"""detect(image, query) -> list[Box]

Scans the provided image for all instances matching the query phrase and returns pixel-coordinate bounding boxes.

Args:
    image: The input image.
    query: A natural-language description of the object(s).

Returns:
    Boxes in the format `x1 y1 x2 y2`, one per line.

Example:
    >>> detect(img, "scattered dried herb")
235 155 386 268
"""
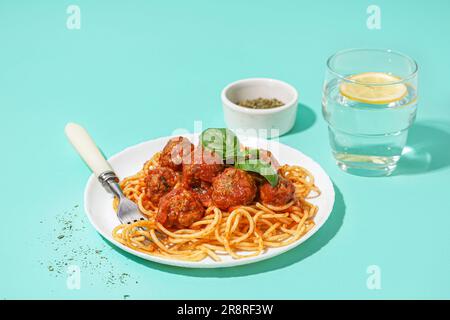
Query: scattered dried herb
39 204 138 290
237 97 284 109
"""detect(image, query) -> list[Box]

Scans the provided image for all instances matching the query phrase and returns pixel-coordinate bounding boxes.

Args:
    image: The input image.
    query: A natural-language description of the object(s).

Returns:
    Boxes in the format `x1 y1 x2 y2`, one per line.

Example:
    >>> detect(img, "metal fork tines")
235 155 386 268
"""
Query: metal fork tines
98 171 146 225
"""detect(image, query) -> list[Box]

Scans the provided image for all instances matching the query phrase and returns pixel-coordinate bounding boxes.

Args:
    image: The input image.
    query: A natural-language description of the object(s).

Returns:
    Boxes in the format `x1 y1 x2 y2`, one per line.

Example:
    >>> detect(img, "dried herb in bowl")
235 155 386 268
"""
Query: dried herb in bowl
237 97 284 109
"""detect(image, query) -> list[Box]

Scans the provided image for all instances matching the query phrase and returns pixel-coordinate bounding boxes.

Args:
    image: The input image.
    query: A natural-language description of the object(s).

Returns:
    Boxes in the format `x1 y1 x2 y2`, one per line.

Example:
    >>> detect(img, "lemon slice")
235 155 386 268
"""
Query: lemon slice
339 72 407 104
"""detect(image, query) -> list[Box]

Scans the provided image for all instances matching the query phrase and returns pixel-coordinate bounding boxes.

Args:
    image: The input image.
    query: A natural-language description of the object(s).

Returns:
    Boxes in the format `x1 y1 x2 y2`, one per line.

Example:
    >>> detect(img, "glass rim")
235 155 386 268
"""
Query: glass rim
326 48 419 86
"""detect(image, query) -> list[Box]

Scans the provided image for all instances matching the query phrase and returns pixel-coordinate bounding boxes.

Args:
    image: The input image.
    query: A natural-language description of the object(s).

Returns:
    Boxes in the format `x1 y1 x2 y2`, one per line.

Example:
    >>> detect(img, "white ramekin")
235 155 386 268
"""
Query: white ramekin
221 78 299 138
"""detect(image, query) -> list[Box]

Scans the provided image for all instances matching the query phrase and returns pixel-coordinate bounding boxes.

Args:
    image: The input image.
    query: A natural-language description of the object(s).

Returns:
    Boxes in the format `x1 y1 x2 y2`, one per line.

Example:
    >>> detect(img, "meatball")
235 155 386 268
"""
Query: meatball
159 136 194 171
145 167 179 205
259 176 295 206
157 187 205 228
211 168 257 210
182 148 224 186
191 181 213 207
258 149 280 169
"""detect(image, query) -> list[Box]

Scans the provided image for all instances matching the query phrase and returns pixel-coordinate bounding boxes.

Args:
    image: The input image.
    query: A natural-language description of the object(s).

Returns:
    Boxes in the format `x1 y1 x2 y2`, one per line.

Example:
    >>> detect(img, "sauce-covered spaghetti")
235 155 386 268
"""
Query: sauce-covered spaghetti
112 135 320 262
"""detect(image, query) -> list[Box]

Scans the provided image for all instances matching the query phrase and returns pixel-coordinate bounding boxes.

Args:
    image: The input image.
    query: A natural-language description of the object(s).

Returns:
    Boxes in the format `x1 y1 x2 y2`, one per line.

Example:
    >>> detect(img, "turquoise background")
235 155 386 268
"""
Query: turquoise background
1 0 449 299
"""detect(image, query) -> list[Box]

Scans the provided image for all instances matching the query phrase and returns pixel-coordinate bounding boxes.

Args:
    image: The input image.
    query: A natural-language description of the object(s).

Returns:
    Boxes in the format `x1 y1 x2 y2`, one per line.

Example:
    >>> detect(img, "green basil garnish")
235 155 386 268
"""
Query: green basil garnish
235 160 279 187
200 128 239 162
200 128 279 186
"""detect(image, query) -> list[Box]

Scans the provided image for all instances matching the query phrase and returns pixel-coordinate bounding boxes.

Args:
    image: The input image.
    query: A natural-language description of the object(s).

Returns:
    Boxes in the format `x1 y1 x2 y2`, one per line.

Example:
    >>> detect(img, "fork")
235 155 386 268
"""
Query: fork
65 123 146 225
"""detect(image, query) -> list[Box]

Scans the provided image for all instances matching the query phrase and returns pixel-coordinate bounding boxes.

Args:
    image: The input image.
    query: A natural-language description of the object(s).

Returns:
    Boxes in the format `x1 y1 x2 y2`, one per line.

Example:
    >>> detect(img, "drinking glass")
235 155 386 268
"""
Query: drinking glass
322 48 418 176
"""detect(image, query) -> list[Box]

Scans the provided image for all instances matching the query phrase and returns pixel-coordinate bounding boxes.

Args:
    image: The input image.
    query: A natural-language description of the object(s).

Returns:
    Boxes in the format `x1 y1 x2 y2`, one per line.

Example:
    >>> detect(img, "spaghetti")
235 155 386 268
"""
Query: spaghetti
112 152 320 262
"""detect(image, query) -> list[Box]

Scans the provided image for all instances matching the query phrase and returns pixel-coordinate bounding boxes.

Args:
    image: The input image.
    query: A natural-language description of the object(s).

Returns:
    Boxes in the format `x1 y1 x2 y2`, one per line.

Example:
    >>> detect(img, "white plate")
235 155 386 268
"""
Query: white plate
84 134 335 268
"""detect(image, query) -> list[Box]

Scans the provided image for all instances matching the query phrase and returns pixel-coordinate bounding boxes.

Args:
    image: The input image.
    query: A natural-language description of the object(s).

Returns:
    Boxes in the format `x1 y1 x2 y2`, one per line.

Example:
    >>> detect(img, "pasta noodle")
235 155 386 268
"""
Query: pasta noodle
112 152 320 261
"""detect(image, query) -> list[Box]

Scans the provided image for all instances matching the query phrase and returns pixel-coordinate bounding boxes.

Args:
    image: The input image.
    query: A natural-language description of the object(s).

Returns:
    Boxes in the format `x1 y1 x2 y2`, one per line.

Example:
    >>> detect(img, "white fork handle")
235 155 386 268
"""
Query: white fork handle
65 122 113 177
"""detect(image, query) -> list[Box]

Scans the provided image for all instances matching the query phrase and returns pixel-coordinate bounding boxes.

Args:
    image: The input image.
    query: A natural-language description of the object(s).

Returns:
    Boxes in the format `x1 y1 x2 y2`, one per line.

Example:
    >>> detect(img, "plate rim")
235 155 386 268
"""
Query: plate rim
83 134 335 268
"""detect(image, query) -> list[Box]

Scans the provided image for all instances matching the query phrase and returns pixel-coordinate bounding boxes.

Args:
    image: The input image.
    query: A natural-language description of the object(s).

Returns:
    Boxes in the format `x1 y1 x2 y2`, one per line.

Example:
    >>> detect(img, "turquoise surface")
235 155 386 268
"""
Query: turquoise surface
1 0 449 299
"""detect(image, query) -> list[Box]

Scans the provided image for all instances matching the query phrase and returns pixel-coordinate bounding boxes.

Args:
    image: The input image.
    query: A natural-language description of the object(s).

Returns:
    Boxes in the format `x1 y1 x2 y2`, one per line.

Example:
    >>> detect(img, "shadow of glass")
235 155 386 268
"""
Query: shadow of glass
104 182 345 278
395 120 450 175
286 103 317 135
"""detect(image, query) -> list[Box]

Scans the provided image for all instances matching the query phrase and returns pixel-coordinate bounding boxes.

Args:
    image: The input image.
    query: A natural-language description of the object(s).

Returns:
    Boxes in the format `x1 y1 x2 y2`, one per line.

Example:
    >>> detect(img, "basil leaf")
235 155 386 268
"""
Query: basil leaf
200 128 278 186
234 147 256 166
200 128 239 161
235 160 279 187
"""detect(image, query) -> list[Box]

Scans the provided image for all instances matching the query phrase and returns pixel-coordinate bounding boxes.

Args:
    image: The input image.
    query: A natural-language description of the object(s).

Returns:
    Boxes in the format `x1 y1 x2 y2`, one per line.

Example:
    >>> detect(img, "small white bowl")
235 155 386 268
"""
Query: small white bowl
221 78 299 138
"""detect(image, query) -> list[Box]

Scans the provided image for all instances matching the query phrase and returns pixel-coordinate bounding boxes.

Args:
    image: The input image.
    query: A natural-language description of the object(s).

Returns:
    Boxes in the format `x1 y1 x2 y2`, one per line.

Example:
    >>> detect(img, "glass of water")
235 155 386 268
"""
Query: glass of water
322 48 418 176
